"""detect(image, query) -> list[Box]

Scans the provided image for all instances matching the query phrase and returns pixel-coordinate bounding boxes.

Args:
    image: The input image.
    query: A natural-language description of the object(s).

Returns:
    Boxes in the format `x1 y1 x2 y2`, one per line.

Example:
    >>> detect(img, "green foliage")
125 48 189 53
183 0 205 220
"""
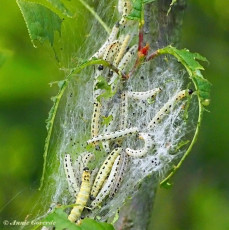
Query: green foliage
102 115 113 126
95 76 116 102
46 0 73 17
127 0 156 21
17 0 62 47
159 46 211 105
40 208 114 230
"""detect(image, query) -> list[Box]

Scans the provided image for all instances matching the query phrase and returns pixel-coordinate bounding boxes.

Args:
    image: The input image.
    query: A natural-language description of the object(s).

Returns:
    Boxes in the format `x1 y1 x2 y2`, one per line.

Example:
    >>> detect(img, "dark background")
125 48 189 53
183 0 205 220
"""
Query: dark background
0 0 229 229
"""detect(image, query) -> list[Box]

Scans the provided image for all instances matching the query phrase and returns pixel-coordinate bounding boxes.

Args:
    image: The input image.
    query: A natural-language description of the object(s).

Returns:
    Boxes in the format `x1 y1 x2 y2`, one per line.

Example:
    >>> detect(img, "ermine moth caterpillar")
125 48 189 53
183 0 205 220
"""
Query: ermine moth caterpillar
120 91 128 129
118 44 138 72
109 151 129 198
147 89 193 130
103 40 120 63
87 127 138 144
64 154 79 197
68 168 91 223
126 133 154 157
91 24 119 59
113 35 131 67
90 155 121 208
127 88 162 100
90 148 122 198
91 102 102 138
119 0 132 26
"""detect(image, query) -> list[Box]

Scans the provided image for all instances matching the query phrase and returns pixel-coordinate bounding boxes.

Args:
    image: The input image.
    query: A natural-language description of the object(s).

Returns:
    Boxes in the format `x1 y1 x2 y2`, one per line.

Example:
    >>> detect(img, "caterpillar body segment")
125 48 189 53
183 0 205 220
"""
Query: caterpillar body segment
147 89 193 130
81 152 95 170
103 40 120 62
91 24 120 59
90 155 121 209
126 133 154 157
109 151 129 198
91 102 102 139
68 168 91 223
102 141 110 153
114 35 131 67
119 0 132 26
127 88 162 101
120 91 128 129
87 127 139 145
90 148 122 198
118 0 123 14
118 44 138 72
64 154 80 197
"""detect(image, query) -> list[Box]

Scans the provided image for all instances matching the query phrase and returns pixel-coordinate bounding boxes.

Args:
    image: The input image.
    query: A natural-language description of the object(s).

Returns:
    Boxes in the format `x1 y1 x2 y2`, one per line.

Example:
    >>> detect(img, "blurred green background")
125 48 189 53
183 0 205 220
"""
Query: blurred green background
0 0 228 229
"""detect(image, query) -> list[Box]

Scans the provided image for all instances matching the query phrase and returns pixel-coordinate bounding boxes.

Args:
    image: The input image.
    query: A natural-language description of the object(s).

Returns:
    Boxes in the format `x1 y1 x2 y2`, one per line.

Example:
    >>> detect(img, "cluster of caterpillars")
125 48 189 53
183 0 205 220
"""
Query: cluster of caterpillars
63 0 194 224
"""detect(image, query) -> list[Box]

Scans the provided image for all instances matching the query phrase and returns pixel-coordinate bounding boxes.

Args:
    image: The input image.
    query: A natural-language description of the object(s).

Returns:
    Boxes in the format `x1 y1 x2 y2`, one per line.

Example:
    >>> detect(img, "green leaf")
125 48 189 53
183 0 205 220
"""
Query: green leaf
17 0 62 47
127 0 156 21
159 46 211 105
38 208 114 230
102 115 113 126
46 0 73 17
96 76 116 102
80 218 115 230
127 0 143 20
42 208 80 230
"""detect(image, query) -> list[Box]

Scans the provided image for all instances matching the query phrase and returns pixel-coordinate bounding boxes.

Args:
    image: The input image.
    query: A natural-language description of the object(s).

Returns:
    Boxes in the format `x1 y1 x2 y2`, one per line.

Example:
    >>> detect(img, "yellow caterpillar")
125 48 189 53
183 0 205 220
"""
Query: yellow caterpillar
68 168 91 223
90 148 122 198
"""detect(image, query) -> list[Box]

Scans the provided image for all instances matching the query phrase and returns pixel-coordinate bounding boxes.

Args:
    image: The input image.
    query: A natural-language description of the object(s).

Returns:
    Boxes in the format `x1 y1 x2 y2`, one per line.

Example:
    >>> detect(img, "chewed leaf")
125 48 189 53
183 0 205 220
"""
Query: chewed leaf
159 46 211 105
42 208 79 230
46 0 73 17
193 70 211 103
40 208 114 230
102 115 113 126
80 219 115 230
127 0 143 20
96 76 116 102
17 0 62 47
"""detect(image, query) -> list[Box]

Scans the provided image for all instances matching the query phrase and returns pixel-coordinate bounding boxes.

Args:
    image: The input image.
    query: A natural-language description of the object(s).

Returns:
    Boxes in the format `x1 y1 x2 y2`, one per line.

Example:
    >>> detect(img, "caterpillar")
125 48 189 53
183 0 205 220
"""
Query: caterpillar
118 44 138 72
120 91 128 129
127 88 162 101
119 0 132 26
68 168 91 223
113 34 131 67
147 89 193 130
108 44 137 93
91 102 102 138
87 127 138 144
126 133 154 157
64 154 80 197
81 152 95 171
109 150 129 198
90 148 122 198
90 155 121 209
103 40 120 63
91 24 120 59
